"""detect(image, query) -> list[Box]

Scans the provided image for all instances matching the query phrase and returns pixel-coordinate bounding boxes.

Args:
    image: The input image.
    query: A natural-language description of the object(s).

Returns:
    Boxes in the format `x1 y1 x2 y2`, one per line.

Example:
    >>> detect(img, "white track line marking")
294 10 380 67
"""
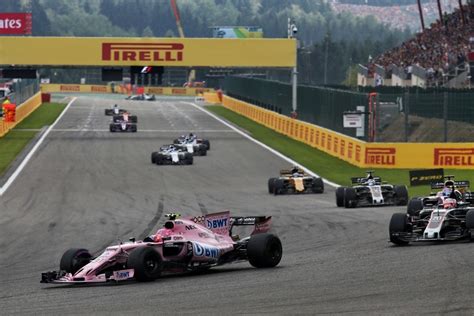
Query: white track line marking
0 97 77 196
183 102 339 188
49 129 237 133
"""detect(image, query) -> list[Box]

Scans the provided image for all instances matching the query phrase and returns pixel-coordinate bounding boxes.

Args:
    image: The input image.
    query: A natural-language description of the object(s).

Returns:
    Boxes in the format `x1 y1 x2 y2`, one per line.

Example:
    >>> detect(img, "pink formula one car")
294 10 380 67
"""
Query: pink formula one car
41 211 282 284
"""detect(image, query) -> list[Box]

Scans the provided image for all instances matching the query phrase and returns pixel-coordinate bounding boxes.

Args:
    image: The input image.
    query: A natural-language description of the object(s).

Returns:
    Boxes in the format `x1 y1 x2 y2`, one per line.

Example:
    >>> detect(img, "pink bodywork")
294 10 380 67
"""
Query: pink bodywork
51 211 271 284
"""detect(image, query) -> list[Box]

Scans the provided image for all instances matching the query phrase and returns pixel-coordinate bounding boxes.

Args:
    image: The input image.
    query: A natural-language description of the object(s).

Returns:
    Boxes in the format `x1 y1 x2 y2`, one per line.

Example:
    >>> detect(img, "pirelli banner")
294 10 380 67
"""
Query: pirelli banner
220 95 474 170
0 37 296 67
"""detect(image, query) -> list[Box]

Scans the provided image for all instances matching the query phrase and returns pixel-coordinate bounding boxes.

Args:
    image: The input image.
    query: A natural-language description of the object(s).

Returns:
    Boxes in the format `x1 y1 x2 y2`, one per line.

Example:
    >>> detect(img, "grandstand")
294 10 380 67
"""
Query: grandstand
358 1 473 88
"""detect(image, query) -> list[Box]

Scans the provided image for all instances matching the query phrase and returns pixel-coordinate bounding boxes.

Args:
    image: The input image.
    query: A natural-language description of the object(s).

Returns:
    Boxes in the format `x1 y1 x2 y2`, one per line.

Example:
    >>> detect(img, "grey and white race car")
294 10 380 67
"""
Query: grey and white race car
407 177 474 216
105 105 127 116
151 145 193 165
174 134 210 151
336 171 408 208
268 167 324 195
389 198 474 245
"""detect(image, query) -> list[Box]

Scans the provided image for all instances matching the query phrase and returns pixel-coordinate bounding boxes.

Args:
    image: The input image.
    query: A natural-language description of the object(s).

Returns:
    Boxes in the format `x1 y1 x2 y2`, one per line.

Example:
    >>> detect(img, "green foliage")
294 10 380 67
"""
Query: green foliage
1 0 413 84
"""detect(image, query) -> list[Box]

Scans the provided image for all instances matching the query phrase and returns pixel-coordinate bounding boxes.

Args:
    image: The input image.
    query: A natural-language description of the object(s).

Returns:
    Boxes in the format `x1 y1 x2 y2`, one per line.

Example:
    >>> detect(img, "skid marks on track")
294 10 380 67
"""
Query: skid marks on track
138 195 165 240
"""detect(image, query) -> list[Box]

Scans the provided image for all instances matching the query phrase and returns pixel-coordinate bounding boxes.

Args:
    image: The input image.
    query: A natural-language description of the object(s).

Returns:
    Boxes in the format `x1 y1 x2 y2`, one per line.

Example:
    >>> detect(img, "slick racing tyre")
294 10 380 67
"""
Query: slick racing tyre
199 148 207 156
311 177 324 193
407 198 423 217
131 125 137 133
247 233 282 268
344 187 357 208
151 152 158 164
273 179 284 195
466 210 474 230
268 178 276 194
389 213 410 245
336 187 345 207
127 247 162 282
60 248 92 274
203 140 210 150
185 153 193 165
109 124 116 132
130 116 138 123
154 153 164 165
394 185 409 206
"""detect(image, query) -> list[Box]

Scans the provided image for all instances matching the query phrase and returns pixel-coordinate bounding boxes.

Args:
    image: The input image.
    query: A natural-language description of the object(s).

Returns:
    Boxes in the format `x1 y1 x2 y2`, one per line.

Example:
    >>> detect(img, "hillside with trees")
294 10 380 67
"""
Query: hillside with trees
2 0 413 85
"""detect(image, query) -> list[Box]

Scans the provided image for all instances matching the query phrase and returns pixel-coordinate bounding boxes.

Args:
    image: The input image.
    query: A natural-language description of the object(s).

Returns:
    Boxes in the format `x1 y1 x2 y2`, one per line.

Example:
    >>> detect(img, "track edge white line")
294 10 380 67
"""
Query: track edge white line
0 97 77 196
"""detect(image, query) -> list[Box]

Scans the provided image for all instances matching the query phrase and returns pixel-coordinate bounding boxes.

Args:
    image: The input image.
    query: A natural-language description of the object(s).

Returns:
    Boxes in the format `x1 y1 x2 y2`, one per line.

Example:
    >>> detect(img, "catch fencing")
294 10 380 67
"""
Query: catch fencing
224 77 474 142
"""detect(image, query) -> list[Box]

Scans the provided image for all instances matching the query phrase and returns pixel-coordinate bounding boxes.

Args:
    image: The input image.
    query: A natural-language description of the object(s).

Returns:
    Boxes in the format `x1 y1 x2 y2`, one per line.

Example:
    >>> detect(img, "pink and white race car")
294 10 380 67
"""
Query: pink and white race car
41 211 282 284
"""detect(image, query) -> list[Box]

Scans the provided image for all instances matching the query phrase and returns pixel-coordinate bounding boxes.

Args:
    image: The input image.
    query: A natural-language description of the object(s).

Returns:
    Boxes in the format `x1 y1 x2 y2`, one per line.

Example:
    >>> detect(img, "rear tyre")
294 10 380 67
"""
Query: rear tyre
127 247 162 282
344 187 357 208
268 178 276 194
407 198 423 216
311 177 324 193
247 233 282 268
394 185 409 206
109 124 115 132
130 116 138 123
203 140 210 150
131 125 137 133
336 187 345 207
60 248 92 274
389 213 410 245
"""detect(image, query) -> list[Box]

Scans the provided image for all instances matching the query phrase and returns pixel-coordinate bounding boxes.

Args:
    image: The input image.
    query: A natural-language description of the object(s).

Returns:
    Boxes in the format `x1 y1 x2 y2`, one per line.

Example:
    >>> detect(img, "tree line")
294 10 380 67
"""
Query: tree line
2 0 412 85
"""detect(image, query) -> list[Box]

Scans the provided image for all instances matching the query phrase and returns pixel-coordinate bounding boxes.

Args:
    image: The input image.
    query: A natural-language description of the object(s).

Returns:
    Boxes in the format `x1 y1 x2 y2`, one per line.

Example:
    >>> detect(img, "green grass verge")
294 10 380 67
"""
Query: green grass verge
206 105 474 197
0 102 66 176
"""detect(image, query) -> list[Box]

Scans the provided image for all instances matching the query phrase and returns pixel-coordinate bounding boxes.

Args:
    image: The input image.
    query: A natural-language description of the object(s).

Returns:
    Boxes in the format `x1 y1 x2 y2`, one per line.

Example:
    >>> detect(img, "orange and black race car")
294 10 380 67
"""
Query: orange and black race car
268 167 324 195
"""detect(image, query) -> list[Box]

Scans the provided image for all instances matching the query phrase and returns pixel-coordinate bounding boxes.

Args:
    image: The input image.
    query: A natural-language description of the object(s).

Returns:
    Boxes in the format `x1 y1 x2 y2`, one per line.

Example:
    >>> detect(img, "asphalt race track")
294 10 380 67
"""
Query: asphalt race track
1 96 473 315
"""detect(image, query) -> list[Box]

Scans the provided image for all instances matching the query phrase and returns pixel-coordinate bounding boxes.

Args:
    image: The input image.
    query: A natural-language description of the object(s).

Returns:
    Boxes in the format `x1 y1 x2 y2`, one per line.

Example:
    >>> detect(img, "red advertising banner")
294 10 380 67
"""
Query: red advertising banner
0 13 32 35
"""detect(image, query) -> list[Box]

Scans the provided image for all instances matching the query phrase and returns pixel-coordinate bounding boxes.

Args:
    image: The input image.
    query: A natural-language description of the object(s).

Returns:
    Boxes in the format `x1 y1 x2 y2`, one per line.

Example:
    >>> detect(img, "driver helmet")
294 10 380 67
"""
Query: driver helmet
443 180 455 196
443 198 457 209
114 104 118 107
367 178 375 186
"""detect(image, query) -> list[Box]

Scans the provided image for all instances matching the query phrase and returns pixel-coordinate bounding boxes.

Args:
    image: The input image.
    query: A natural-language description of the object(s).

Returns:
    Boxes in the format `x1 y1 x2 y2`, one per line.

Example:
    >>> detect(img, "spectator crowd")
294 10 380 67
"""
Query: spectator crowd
368 4 474 86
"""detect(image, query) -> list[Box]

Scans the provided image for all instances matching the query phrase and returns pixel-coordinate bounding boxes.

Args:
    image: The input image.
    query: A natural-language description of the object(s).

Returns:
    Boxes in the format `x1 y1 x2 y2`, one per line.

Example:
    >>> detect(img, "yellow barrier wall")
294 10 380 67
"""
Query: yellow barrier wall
0 92 42 137
220 95 474 170
203 92 220 104
41 84 212 96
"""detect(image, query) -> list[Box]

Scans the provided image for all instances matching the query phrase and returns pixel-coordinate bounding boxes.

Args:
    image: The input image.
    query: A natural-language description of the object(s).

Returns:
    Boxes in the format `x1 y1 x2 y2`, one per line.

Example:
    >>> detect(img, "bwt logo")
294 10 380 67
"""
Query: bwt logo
102 43 184 62
206 218 228 229
193 243 219 258
434 148 474 166
365 147 396 165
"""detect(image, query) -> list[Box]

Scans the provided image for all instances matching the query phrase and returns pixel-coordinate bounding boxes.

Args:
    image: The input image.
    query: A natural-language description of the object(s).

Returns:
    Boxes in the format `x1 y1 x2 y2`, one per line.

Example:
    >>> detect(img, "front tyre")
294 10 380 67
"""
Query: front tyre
60 248 92 274
247 233 282 268
336 187 345 207
344 187 357 208
268 178 276 194
127 247 162 282
389 213 410 245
